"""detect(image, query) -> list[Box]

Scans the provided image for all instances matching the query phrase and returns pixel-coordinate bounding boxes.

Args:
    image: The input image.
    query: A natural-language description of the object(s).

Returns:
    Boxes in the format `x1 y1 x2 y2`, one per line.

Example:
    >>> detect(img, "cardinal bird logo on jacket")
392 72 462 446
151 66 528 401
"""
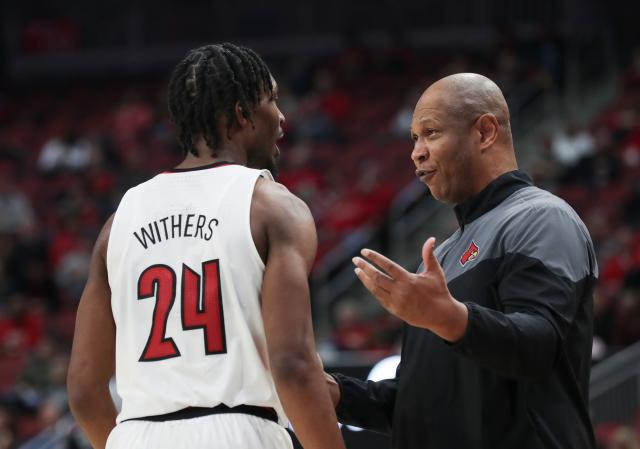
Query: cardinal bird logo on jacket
460 241 479 266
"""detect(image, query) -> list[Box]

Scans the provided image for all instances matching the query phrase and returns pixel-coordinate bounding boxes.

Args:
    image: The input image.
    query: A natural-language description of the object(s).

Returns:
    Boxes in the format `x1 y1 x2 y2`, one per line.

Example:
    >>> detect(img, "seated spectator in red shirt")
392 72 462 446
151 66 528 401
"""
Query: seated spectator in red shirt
322 162 394 232
0 293 44 355
331 300 373 351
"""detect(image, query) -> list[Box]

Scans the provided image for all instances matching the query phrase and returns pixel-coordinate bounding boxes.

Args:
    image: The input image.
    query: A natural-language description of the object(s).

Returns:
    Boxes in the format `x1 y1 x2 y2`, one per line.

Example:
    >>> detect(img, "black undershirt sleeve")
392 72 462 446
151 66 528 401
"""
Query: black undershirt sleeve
332 365 399 434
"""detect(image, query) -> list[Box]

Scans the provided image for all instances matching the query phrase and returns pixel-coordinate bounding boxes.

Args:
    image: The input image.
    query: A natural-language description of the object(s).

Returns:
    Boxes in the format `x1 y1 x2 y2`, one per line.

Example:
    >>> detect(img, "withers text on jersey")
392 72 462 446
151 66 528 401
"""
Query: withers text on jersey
133 214 220 249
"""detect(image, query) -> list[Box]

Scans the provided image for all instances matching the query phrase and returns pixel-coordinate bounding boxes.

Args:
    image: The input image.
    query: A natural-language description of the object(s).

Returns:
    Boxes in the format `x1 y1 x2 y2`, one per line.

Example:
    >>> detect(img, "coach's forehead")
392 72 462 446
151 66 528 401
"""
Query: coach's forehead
412 82 455 126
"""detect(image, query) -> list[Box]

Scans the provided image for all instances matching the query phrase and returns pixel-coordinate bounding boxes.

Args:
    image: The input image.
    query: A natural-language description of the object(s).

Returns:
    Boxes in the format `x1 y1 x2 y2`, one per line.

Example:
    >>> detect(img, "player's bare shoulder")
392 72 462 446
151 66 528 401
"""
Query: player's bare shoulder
254 177 313 221
250 176 317 264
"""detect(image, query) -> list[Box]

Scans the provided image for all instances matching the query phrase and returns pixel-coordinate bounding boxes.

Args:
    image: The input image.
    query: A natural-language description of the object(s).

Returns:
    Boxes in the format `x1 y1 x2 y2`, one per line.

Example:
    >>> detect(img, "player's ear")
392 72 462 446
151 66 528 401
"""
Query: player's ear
234 102 249 128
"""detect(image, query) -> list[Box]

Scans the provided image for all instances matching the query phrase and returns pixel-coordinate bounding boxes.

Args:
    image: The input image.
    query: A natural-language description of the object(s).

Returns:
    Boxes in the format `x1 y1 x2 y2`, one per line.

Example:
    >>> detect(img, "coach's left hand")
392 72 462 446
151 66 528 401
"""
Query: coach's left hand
353 237 468 343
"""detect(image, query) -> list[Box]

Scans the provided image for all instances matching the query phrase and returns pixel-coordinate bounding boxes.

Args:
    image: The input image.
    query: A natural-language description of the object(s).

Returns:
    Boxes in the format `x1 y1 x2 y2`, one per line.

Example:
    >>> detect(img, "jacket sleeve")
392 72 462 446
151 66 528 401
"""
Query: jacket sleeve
331 362 399 435
452 205 597 380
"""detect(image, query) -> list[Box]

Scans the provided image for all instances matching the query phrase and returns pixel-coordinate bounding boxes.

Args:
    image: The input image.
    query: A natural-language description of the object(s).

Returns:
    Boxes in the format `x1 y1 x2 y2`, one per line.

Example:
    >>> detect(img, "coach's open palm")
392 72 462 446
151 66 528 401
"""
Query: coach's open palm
353 237 468 343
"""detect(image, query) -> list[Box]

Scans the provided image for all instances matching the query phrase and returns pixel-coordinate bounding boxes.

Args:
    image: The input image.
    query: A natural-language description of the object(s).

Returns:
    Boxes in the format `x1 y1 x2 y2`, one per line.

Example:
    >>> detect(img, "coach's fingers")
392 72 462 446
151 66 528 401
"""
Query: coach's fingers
360 249 408 281
421 237 443 276
421 237 435 273
354 267 392 304
353 257 395 292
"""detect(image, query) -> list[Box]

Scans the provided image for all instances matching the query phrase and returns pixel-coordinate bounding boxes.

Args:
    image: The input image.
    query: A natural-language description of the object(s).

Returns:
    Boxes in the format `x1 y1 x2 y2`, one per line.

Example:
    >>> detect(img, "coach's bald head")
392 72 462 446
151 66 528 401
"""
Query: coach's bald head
431 73 512 144
410 73 518 204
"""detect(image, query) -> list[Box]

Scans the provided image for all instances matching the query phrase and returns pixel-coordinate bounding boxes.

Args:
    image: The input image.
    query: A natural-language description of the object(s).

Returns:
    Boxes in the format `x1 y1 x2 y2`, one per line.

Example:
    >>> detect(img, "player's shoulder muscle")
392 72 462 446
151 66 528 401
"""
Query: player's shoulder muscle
252 177 317 266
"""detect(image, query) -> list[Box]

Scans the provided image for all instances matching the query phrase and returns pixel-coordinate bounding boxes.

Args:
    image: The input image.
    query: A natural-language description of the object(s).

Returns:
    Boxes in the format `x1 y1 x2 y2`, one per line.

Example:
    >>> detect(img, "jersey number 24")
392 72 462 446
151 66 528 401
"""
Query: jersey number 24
137 259 226 362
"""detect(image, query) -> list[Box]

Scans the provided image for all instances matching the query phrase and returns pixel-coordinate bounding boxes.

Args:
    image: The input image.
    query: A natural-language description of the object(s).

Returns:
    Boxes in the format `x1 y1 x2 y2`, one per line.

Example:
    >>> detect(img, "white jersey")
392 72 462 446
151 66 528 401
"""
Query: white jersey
106 162 287 426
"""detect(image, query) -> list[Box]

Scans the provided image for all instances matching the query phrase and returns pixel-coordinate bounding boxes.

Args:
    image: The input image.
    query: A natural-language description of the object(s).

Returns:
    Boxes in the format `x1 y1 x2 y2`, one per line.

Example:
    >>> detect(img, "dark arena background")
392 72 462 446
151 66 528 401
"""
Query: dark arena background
1 1 640 448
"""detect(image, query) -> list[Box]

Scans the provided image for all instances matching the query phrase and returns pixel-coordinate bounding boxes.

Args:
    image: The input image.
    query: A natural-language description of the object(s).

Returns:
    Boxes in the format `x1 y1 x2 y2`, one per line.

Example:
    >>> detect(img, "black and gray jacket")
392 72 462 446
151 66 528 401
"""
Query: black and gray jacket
334 170 597 449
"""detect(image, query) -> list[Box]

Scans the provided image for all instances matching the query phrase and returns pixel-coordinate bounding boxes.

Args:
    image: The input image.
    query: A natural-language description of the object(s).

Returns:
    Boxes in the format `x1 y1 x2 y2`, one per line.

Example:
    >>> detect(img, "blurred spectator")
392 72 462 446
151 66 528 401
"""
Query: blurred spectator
322 161 393 233
610 107 638 147
0 404 16 449
620 114 640 170
598 228 640 298
277 141 324 209
551 123 595 167
390 89 421 138
48 219 84 271
272 82 299 121
529 135 562 189
584 207 612 257
331 300 372 351
294 95 340 142
54 236 92 302
19 337 64 394
38 132 93 173
111 94 155 146
4 232 60 313
607 426 640 449
54 179 100 230
5 335 68 430
0 293 45 356
314 69 353 123
18 398 73 449
0 171 35 235
561 133 622 189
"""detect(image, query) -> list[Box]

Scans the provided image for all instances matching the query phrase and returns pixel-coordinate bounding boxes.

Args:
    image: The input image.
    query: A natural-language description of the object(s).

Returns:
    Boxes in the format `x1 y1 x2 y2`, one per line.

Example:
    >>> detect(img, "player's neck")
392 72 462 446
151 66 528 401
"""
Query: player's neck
174 141 247 170
174 153 242 170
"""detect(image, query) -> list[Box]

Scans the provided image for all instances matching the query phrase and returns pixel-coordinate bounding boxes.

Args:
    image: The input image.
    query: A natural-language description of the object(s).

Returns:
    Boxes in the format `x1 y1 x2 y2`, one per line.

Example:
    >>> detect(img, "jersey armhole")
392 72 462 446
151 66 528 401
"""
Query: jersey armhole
246 170 273 271
105 190 132 289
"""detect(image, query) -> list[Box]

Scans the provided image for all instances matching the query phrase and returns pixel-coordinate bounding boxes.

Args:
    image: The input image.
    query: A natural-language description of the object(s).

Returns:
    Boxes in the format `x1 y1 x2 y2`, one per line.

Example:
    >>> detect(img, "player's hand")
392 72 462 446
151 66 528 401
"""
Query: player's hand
352 237 468 342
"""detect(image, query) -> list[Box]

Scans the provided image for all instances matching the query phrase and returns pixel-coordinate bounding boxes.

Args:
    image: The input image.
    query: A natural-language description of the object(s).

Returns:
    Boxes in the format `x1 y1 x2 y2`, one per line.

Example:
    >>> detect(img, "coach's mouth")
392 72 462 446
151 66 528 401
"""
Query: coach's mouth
416 168 436 183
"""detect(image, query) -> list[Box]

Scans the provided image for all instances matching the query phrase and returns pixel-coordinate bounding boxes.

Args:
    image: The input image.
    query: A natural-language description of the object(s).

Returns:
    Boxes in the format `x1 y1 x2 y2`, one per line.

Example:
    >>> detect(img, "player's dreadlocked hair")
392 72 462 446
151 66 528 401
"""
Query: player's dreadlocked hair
167 43 274 156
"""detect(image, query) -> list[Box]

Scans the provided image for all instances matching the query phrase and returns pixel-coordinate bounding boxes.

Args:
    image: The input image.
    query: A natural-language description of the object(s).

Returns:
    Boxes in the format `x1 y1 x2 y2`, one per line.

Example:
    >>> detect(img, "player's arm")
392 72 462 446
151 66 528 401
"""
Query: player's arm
67 215 117 449
254 179 347 449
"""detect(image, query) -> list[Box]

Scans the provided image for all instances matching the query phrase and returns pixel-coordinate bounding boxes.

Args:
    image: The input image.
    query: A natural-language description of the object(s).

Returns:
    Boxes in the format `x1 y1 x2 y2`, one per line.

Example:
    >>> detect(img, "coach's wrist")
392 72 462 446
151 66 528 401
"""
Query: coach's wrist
432 298 469 343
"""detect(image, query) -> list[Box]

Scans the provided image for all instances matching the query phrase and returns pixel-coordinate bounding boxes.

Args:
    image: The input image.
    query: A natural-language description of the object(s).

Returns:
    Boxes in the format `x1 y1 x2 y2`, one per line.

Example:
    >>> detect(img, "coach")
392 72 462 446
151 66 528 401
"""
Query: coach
328 73 597 449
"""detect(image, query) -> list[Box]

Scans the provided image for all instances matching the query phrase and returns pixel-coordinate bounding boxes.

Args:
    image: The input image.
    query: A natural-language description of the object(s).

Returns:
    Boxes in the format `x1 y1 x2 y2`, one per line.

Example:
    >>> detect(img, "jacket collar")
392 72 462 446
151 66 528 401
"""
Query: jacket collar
453 170 533 229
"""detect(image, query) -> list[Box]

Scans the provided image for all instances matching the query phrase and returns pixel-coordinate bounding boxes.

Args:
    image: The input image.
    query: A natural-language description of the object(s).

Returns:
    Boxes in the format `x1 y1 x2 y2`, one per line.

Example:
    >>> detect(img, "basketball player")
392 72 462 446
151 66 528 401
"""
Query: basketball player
67 43 346 449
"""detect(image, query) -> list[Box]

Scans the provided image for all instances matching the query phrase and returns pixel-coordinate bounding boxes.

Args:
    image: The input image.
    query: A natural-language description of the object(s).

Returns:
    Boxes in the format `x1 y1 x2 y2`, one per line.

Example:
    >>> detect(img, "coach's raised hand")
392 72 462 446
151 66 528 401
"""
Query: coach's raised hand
352 237 468 343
